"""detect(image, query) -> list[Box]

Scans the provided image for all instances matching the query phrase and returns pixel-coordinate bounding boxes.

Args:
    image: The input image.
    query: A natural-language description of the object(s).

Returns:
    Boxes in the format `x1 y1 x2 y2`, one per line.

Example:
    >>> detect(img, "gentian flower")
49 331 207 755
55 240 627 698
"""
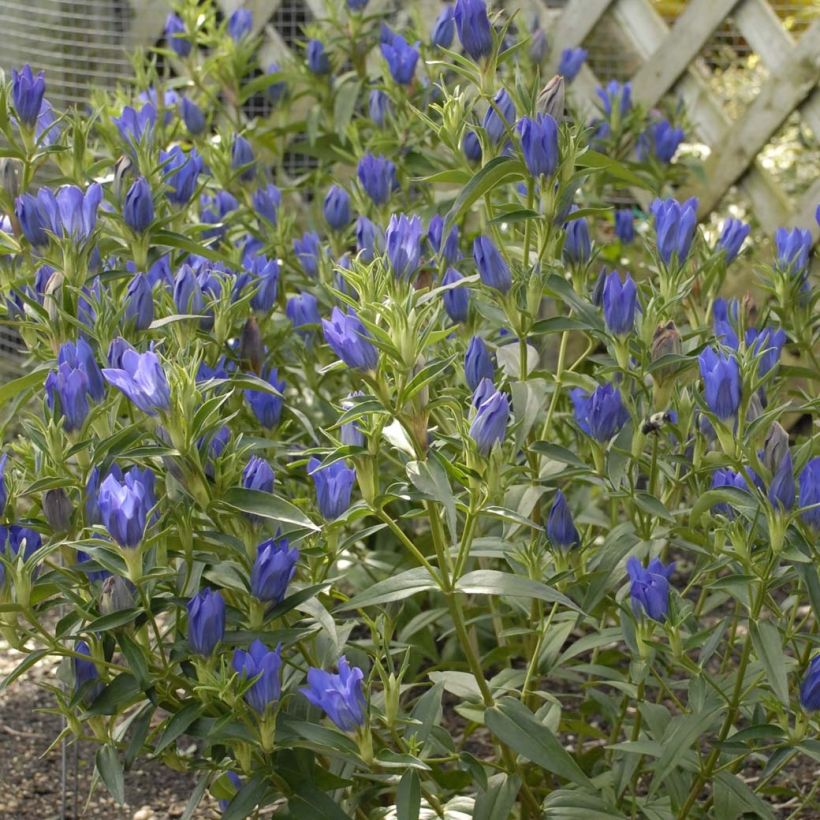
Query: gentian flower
801 656 820 710
302 656 366 732
12 65 46 128
470 389 510 455
231 135 255 181
357 154 397 206
244 254 279 312
546 490 580 548
637 120 685 163
774 227 812 277
233 641 283 712
294 231 322 277
516 113 559 177
745 326 786 378
369 89 391 126
251 536 299 603
356 216 384 262
427 215 461 263
596 80 632 117
147 255 172 288
381 34 420 85
324 185 351 231
180 97 205 135
307 39 331 74
716 218 750 263
601 271 638 335
464 336 494 390
558 47 587 82
227 8 253 41
245 367 285 429
710 467 749 517
243 456 275 493
308 457 355 519
571 384 629 441
473 235 511 293
161 146 203 205
798 457 820 529
112 103 156 149
768 449 795 510
615 208 634 244
164 13 191 58
563 210 591 264
442 268 469 323
73 641 101 700
200 191 238 241
651 197 698 265
698 347 741 419
0 453 7 513
35 99 62 147
253 184 281 226
627 556 674 621
187 588 225 656
266 62 286 105
59 338 105 401
712 297 739 349
482 89 516 145
348 0 369 10
125 274 154 330
102 341 171 415
463 130 482 163
385 214 423 280
453 0 493 62
287 292 321 333
530 20 548 63
97 467 155 548
45 363 90 432
431 6 455 48
322 307 378 371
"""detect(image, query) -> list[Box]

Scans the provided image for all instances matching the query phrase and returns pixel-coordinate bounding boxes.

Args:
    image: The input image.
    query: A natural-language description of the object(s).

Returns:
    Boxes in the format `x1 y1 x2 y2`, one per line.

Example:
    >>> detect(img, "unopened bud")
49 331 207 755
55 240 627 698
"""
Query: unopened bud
240 316 264 374
0 158 21 200
746 391 764 423
43 488 72 532
536 75 565 122
741 291 757 325
99 575 135 615
651 320 682 381
113 154 135 200
762 421 789 473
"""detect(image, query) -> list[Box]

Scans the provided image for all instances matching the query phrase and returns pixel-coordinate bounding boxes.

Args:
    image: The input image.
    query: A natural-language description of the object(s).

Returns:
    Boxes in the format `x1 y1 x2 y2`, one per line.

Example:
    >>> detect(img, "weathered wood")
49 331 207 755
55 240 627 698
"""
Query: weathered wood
546 0 614 74
693 20 820 216
795 178 820 240
630 0 741 106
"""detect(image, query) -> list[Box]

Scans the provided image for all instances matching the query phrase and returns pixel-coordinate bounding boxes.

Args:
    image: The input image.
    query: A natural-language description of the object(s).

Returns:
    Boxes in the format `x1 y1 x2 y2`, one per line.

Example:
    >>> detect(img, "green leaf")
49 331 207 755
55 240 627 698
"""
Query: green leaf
289 784 352 820
713 771 774 820
690 488 757 525
576 150 649 189
333 77 362 138
118 632 149 688
154 701 203 754
406 458 457 543
0 368 49 408
485 698 593 788
634 492 674 522
153 230 224 262
456 570 581 612
180 773 210 820
396 770 421 820
96 745 125 804
338 567 439 609
473 774 521 820
750 621 789 705
443 156 523 233
87 673 142 715
219 488 318 532
530 441 588 469
84 608 139 633
222 776 270 820
417 168 471 185
489 208 539 225
650 708 720 794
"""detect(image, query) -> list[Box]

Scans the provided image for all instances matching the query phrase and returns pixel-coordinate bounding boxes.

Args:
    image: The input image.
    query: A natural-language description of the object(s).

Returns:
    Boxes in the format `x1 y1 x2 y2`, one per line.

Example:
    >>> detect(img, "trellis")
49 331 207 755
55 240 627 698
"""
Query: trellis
544 0 820 238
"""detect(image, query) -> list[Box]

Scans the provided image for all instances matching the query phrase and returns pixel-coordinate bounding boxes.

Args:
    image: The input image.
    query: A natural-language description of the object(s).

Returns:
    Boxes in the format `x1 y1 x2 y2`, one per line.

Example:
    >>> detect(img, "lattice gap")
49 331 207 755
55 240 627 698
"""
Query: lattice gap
759 111 819 200
270 0 312 50
581 9 642 84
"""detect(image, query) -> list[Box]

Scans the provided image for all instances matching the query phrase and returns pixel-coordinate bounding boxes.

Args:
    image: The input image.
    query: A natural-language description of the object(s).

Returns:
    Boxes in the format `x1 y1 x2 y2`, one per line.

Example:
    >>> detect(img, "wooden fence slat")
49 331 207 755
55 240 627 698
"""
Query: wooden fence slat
691 20 820 216
546 0 614 73
126 0 171 49
795 178 820 238
630 0 741 106
247 0 284 36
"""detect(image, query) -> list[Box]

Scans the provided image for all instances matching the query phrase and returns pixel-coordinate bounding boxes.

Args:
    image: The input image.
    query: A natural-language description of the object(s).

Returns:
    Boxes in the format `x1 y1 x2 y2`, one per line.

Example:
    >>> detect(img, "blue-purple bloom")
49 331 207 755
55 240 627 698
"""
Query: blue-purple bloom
245 367 285 429
253 184 281 226
12 65 46 127
745 326 786 378
102 341 171 415
243 456 275 494
473 235 511 293
287 292 321 333
308 457 356 519
233 641 283 712
251 536 299 603
710 467 749 517
798 457 820 529
431 5 455 48
571 384 629 441
125 274 154 330
97 467 155 548
615 208 634 244
357 154 397 206
698 347 741 420
768 449 795 510
323 307 378 371
546 490 579 548
482 89 516 145
563 210 591 265
45 363 90 432
124 176 153 233
651 197 698 265
470 389 510 455
187 588 225 656
356 216 384 262
165 13 191 58
112 103 156 149
774 227 812 277
464 336 494 391
801 655 820 710
463 130 482 163
301 656 366 731
294 231 322 277
231 135 255 181
442 267 469 323
637 120 685 164
307 39 331 75
369 89 391 126
180 97 205 135
161 146 203 205
627 556 674 621
385 214 423 280
716 218 750 263
453 0 493 62
73 641 100 700
59 338 105 402
597 81 632 118
324 185 351 231
602 271 638 335
558 47 587 82
517 113 559 177
227 8 253 41
381 33 420 85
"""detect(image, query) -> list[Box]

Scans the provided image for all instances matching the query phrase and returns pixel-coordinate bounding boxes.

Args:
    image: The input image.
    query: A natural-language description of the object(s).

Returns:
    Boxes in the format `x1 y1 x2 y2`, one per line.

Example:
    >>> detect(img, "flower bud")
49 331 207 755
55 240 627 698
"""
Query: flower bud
181 97 206 135
801 655 820 711
43 488 72 533
453 0 493 62
358 154 397 206
698 348 741 420
227 8 253 41
627 557 674 621
558 47 587 83
308 457 356 519
768 450 795 511
536 75 565 122
0 159 21 201
651 321 681 366
245 367 285 429
239 316 264 375
125 273 154 331
123 177 154 233
231 135 256 181
243 456 275 493
386 214 423 280
473 235 511 293
762 421 789 474
307 39 331 75
165 13 192 58
516 113 559 178
187 588 225 656
464 336 494 391
469 389 510 455
323 185 351 231
546 490 579 548
11 65 46 127
442 267 469 323
601 270 638 336
798 457 820 530
99 575 135 615
431 6 455 49
251 536 298 603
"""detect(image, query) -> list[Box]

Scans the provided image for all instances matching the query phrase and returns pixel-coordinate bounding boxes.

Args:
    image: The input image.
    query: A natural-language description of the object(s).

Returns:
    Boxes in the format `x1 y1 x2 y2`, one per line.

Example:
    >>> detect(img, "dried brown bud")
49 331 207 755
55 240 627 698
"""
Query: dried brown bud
240 316 264 375
651 320 682 363
0 158 21 200
43 488 72 532
536 75 565 122
99 575 135 615
741 292 757 325
762 421 789 473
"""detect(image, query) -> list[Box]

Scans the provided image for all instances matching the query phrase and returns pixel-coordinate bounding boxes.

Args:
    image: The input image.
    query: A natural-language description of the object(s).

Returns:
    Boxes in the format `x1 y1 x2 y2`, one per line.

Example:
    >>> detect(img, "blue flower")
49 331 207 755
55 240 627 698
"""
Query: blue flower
125 274 154 331
218 773 242 813
558 47 587 82
112 103 156 149
74 641 101 701
251 536 299 603
602 271 637 335
563 209 591 264
431 5 455 48
245 367 285 429
243 456 275 494
546 490 580 548
21 184 102 244
369 89 391 126
801 655 820 710
323 185 351 231
381 34 420 85
442 267 469 323
102 341 171 415
161 146 203 205
348 0 369 10
745 326 786 378
571 383 629 441
46 363 90 432
307 39 331 75
227 8 253 41
615 208 634 244
147 256 172 288
12 65 46 128
427 215 461 263
799 457 820 529
464 336 494 390
470 389 510 455
0 453 7 514
322 307 378 371
710 467 749 517
356 216 384 262
529 22 548 63
301 656 366 731
774 227 811 277
627 556 674 621
357 154 397 206
164 13 191 58
453 0 493 62
473 235 511 293
266 63 287 105
386 214 423 280
244 254 279 312
294 231 322 277
698 347 741 420
768 449 795 510
231 135 255 181
482 89 516 145
308 457 356 519
187 588 225 656
596 81 632 117
97 467 155 549
253 184 281 226
3 525 43 575
712 297 739 349
180 97 205 135
463 130 482 163
637 120 685 164
286 292 321 333
59 338 104 401
716 218 750 263
516 113 559 177
651 197 698 265
233 640 283 712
